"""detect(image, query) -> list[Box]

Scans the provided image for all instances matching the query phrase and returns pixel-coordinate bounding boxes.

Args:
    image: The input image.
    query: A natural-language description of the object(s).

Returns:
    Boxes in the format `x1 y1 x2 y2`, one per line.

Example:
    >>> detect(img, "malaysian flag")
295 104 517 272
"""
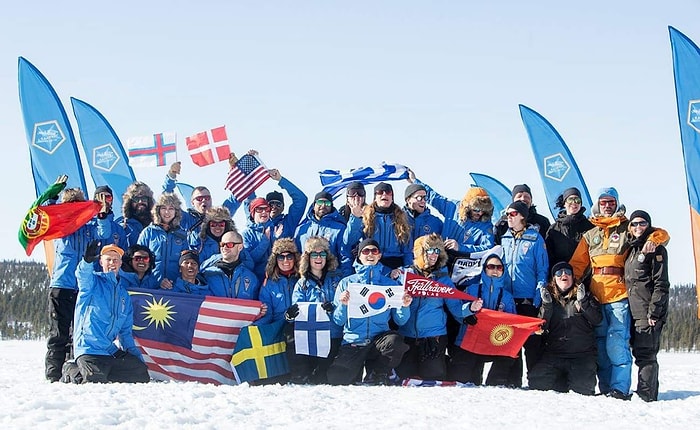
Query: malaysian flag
225 154 271 201
319 162 410 196
185 126 231 167
129 288 262 385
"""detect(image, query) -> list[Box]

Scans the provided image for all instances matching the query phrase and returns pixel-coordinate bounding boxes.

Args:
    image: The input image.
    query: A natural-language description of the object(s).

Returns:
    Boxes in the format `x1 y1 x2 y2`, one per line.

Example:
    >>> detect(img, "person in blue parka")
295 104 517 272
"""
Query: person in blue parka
119 244 159 290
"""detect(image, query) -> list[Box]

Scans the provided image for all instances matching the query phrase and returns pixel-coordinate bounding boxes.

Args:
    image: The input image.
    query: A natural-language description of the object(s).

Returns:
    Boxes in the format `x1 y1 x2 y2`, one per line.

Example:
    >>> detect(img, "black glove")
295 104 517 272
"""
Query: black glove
113 349 129 359
84 240 101 263
420 337 440 362
321 301 335 313
463 314 478 326
284 303 299 320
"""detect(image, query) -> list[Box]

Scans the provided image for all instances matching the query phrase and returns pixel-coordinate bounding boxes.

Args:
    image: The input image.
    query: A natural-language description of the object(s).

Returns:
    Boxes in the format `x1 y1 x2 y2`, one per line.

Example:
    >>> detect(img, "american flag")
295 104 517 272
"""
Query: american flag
129 289 261 385
225 154 271 201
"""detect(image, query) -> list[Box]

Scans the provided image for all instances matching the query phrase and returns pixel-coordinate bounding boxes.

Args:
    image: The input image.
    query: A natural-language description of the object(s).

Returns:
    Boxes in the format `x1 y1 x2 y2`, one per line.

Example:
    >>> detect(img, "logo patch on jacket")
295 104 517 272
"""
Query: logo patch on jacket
244 278 251 291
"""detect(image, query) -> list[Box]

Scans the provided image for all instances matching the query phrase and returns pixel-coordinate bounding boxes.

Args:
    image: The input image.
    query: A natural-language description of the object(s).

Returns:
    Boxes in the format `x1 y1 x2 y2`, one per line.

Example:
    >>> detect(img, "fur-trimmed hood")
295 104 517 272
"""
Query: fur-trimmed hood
265 238 300 280
459 187 493 223
121 181 154 219
152 192 183 228
412 233 447 271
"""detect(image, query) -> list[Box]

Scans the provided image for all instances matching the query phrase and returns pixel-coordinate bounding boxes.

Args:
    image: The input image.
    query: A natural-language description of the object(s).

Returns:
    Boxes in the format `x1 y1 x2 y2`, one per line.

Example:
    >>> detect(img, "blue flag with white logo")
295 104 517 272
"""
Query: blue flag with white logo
71 97 136 218
519 104 593 218
18 57 88 197
469 173 511 224
669 26 700 318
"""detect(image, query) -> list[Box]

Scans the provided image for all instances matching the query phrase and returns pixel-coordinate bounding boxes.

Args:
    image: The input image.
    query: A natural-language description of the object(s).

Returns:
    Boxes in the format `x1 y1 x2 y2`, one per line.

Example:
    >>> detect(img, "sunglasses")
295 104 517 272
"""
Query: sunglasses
220 241 241 248
506 211 520 217
310 251 328 259
472 207 484 213
630 221 649 228
375 190 393 195
209 221 226 228
315 199 332 207
554 268 573 277
133 255 150 262
485 263 504 271
425 248 441 255
132 196 149 203
347 193 365 198
254 206 270 213
268 200 283 208
565 196 582 204
411 195 427 201
599 199 616 207
360 247 380 255
193 195 212 202
276 253 295 261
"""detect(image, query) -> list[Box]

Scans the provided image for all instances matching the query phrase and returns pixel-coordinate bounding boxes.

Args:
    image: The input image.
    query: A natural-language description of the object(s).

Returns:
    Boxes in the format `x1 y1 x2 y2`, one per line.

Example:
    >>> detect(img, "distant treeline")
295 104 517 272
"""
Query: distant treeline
1 260 698 350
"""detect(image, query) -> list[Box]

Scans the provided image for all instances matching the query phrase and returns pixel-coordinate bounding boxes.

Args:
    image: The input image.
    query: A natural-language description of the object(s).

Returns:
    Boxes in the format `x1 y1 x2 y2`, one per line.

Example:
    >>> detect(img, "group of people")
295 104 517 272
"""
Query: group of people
44 154 670 402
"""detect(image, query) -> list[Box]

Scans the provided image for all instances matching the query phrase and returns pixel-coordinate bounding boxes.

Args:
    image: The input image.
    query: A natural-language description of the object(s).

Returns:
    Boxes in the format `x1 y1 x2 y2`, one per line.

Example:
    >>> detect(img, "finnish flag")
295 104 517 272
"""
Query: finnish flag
294 303 332 358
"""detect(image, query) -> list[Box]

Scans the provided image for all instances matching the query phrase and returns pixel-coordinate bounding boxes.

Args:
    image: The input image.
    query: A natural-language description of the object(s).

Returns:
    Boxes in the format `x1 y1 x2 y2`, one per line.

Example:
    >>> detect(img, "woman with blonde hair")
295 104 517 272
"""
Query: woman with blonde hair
290 236 345 384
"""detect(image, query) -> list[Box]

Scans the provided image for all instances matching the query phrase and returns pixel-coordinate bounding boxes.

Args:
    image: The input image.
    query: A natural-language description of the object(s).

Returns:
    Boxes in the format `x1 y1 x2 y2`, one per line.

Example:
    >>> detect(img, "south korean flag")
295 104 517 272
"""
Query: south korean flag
347 283 405 319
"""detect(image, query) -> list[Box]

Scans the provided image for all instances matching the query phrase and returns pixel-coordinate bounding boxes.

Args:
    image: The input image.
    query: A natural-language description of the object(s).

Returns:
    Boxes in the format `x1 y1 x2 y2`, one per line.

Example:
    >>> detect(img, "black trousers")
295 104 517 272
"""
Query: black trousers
504 301 543 387
528 353 597 395
447 345 517 386
326 331 409 385
45 288 77 382
395 335 448 381
631 322 663 402
62 353 150 384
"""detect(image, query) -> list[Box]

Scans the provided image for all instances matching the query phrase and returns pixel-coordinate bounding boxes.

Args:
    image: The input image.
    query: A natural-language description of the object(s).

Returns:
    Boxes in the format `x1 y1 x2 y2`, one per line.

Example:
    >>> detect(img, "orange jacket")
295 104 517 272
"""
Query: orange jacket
569 215 669 304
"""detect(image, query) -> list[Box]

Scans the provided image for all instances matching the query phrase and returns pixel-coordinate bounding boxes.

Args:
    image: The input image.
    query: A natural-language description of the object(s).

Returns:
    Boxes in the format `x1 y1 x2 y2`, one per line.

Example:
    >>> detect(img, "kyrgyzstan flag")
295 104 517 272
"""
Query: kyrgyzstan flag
185 126 231 167
460 309 544 358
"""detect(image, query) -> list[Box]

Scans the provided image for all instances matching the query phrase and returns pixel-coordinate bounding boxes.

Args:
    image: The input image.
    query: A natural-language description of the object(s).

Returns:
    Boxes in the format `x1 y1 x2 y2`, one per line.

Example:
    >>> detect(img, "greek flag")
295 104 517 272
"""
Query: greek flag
294 303 331 358
319 162 409 197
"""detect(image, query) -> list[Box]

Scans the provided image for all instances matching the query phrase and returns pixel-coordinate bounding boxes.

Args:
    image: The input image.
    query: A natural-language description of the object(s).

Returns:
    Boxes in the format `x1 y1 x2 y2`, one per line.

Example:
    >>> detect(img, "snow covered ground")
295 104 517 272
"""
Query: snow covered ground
1 340 699 429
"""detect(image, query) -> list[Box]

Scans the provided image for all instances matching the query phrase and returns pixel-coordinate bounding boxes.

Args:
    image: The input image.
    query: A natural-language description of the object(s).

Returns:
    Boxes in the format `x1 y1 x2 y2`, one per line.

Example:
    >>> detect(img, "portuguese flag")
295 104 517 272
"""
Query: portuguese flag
460 309 544 358
19 181 101 256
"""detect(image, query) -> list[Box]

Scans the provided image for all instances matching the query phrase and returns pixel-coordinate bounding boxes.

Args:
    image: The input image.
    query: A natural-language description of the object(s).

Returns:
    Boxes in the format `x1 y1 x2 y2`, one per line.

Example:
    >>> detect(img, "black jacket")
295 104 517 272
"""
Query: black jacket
494 205 550 245
545 208 594 272
539 287 602 358
625 230 670 328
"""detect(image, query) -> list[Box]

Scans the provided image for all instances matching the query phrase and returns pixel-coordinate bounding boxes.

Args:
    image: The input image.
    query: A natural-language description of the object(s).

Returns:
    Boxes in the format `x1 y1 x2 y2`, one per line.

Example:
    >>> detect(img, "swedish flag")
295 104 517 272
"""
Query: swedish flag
231 320 289 383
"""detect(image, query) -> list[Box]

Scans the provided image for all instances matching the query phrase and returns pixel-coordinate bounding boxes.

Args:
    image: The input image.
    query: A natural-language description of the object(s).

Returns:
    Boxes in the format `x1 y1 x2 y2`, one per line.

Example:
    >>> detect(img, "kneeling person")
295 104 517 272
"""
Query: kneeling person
62 242 150 384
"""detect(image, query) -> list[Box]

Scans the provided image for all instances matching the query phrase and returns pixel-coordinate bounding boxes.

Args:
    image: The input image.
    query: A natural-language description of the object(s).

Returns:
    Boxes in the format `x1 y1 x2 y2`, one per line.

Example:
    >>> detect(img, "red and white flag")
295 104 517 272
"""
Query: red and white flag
225 154 271 201
126 132 178 167
185 126 231 167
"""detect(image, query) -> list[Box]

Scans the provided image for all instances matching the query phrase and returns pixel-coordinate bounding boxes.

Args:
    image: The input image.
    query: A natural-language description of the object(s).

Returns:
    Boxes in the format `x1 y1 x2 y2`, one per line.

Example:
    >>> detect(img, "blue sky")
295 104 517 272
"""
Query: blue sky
1 1 698 284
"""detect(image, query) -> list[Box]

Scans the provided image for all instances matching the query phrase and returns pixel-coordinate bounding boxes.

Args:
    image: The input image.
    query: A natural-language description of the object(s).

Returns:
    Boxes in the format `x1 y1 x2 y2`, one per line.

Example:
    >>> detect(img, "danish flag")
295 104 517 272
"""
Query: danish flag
185 126 231 167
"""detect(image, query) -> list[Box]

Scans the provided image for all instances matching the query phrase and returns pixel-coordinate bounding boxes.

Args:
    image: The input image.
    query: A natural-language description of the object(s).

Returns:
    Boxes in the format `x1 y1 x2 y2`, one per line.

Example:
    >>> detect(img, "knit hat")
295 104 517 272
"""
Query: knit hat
266 191 284 205
374 182 393 195
506 201 529 219
249 197 269 216
511 184 532 199
551 261 573 277
562 187 581 201
100 244 124 257
346 181 366 196
314 191 333 202
94 185 113 197
404 183 427 200
357 238 380 253
629 210 651 226
597 187 619 203
179 250 199 266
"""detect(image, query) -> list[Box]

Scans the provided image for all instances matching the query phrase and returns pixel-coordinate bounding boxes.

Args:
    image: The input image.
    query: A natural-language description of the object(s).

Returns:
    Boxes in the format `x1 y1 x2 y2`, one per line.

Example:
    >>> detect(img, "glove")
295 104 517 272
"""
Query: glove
540 287 553 305
420 337 440 362
321 301 335 313
576 283 586 302
463 314 478 326
113 349 129 359
284 303 299 320
84 240 101 263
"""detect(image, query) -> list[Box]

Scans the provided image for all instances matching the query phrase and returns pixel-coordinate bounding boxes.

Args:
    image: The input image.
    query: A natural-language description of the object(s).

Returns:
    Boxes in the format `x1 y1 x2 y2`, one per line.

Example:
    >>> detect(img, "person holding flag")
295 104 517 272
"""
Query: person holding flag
327 239 413 385
395 233 476 382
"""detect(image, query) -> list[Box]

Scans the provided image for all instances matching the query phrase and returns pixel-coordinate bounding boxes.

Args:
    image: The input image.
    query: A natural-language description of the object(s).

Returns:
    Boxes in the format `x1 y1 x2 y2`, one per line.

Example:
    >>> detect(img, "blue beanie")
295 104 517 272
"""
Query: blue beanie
597 187 619 203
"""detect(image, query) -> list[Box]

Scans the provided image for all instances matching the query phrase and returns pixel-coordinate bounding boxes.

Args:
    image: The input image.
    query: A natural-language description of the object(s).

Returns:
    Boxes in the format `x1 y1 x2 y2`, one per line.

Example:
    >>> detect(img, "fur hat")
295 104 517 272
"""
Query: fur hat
266 191 284 205
271 237 299 256
461 187 493 222
412 233 447 270
152 193 182 227
511 184 532 199
249 197 269 217
404 183 427 200
506 201 529 219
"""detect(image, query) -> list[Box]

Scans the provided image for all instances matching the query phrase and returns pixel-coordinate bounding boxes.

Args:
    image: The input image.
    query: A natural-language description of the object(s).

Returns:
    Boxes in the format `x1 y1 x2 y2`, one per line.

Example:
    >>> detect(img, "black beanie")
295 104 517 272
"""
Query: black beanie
551 261 573 277
346 181 366 196
404 183 427 200
94 185 113 197
357 238 380 253
314 191 333 202
629 210 651 226
179 250 199 266
511 184 531 199
374 182 393 195
266 191 284 204
506 201 529 219
562 187 581 201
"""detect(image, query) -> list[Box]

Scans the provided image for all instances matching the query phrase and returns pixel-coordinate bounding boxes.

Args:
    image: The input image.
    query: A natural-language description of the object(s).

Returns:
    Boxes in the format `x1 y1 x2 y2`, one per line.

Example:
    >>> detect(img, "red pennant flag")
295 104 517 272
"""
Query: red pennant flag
186 126 231 167
19 201 101 256
460 309 544 358
404 272 477 301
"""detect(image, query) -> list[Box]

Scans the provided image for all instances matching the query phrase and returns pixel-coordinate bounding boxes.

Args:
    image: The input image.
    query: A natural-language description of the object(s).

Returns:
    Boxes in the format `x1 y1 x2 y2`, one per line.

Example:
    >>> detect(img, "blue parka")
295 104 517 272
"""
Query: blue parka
241 177 308 238
115 216 148 249
399 267 474 339
403 206 443 242
343 209 413 268
293 271 345 338
332 262 410 345
256 273 301 325
120 271 159 290
50 217 111 290
201 256 260 300
171 276 211 295
73 261 141 359
137 224 190 284
501 226 549 306
295 206 353 276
